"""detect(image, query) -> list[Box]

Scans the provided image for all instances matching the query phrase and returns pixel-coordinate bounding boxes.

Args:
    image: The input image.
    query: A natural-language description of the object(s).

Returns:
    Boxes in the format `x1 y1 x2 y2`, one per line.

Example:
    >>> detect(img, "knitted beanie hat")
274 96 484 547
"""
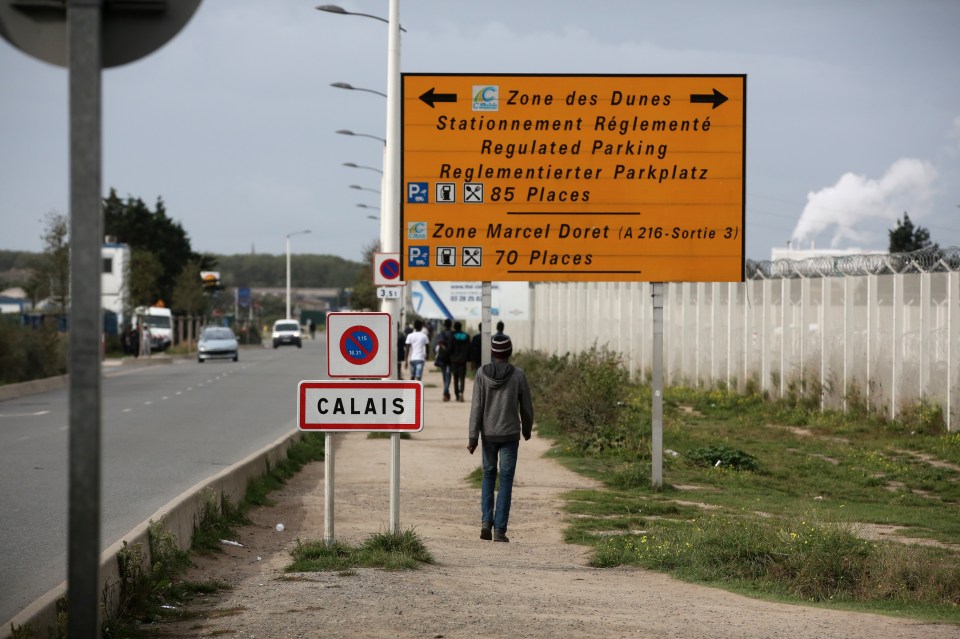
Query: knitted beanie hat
491 334 513 359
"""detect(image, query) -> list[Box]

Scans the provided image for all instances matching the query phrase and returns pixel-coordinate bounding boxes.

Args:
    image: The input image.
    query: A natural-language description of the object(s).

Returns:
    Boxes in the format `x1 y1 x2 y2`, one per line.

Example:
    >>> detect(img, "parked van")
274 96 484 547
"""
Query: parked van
134 306 173 352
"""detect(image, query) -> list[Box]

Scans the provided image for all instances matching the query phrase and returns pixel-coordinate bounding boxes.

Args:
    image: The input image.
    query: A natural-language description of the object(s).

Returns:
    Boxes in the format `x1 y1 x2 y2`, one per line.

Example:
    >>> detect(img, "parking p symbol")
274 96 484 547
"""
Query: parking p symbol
407 182 428 203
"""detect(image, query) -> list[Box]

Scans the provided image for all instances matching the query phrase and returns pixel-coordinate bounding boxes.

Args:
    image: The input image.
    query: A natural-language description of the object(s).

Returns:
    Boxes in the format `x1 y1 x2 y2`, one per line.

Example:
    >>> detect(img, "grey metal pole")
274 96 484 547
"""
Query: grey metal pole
651 282 664 489
385 0 402 535
389 432 400 533
67 0 103 634
481 281 492 365
285 235 291 319
324 433 335 545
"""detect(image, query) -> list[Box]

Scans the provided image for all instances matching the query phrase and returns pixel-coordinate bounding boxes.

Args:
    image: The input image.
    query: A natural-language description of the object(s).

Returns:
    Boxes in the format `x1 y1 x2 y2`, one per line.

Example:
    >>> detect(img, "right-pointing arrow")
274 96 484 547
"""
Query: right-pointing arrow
690 88 728 109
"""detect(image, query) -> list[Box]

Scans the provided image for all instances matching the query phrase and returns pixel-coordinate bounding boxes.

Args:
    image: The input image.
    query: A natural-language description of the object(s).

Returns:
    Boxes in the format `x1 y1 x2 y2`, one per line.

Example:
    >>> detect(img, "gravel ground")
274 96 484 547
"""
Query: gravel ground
158 367 960 638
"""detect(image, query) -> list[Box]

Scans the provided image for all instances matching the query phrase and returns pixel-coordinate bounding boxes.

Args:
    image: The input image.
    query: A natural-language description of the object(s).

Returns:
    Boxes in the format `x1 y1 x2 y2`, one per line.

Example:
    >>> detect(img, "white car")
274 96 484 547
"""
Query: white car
272 319 302 348
197 326 239 362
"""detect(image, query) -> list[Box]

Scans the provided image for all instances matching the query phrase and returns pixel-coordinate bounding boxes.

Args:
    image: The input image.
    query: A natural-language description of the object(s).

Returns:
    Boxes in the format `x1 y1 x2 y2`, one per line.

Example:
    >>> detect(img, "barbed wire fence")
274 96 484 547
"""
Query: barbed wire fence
747 247 960 279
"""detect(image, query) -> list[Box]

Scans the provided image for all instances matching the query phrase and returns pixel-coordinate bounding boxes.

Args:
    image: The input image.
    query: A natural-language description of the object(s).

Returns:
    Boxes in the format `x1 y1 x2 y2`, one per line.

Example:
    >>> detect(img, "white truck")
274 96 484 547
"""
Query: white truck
134 306 174 352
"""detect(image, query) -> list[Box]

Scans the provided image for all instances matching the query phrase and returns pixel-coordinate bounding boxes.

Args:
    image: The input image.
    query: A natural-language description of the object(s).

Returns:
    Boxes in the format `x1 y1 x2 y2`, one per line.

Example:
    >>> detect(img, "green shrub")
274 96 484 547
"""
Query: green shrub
896 398 946 436
515 345 631 450
0 319 66 384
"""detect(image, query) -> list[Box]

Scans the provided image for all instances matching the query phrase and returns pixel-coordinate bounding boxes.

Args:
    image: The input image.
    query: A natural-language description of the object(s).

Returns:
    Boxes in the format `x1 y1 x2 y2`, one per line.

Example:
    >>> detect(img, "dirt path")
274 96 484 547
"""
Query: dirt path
162 367 959 638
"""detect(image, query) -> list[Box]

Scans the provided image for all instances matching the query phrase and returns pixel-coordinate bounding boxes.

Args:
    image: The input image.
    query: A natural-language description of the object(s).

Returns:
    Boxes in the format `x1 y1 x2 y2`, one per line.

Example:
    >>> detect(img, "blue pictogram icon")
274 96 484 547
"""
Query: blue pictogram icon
408 245 429 267
407 182 428 203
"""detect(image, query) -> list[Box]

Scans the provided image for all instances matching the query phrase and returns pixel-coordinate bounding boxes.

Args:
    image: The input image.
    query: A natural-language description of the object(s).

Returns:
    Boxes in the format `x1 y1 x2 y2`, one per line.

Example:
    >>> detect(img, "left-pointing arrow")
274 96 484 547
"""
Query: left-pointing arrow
419 88 457 108
689 88 728 109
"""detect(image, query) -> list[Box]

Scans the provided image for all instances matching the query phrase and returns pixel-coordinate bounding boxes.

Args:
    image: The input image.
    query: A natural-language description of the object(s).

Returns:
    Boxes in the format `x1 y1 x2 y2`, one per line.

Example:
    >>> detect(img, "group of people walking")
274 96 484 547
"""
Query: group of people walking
401 318 534 544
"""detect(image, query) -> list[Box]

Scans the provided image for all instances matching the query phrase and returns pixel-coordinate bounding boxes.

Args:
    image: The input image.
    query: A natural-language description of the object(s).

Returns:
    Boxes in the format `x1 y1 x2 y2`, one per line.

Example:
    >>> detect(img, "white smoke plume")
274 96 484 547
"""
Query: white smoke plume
791 158 938 248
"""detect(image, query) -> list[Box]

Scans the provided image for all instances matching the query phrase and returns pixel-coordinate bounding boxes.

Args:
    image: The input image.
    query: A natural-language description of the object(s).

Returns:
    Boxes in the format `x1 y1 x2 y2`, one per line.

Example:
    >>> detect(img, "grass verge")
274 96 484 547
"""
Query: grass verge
513 349 960 624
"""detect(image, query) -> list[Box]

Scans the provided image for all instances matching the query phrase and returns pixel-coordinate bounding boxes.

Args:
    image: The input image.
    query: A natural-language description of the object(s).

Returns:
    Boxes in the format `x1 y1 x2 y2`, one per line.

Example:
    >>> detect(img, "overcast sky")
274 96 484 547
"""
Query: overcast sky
1 0 958 263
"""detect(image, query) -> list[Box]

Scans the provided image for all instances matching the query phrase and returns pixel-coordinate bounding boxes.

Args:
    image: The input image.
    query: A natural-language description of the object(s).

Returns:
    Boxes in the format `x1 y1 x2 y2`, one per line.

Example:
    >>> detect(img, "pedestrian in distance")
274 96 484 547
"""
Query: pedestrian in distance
469 322 482 371
435 318 454 401
449 321 471 401
467 334 534 543
405 319 429 381
396 322 406 380
494 320 506 339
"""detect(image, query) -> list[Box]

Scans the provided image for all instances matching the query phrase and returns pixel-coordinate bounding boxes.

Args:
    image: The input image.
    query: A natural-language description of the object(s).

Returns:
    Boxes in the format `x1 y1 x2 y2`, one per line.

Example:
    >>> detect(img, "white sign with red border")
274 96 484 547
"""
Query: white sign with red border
298 380 424 432
374 252 404 286
326 312 392 378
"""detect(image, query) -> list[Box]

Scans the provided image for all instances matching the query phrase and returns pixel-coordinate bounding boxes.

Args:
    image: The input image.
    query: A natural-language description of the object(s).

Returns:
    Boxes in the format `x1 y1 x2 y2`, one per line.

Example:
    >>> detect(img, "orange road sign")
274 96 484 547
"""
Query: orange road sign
400 74 746 282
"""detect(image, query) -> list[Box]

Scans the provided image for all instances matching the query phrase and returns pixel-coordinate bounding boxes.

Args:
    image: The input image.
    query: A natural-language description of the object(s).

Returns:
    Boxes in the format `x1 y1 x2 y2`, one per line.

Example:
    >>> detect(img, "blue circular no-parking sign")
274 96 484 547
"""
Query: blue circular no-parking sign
339 325 379 365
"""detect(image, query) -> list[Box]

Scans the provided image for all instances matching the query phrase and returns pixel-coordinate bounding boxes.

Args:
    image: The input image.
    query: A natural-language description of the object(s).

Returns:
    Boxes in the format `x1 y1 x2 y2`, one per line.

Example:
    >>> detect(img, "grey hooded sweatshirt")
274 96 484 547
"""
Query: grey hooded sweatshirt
468 362 534 445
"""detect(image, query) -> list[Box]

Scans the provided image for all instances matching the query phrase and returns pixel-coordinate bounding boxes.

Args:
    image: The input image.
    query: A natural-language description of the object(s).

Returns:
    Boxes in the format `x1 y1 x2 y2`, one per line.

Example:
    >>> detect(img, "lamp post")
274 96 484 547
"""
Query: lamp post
350 184 381 194
342 161 382 174
286 229 311 319
331 81 387 98
337 129 386 145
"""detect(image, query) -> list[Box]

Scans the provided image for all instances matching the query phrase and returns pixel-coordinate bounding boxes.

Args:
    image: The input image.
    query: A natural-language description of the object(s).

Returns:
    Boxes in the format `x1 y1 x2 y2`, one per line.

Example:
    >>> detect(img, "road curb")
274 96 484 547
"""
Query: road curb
1 428 302 638
0 375 68 402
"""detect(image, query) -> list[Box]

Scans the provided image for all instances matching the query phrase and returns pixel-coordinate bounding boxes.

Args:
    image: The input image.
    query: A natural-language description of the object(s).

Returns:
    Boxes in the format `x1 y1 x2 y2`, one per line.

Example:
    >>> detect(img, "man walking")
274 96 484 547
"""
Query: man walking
405 319 429 381
449 321 471 402
434 318 454 401
467 334 534 543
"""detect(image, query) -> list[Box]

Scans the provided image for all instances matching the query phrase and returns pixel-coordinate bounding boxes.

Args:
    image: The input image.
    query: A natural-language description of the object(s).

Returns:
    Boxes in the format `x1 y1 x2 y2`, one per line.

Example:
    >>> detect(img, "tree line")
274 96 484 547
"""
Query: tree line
1 188 366 318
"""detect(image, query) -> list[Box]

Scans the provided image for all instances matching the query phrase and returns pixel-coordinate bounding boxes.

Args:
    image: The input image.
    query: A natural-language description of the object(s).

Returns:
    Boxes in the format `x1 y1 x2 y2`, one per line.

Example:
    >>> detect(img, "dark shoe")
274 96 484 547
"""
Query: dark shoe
443 395 450 402
480 522 493 541
493 529 509 543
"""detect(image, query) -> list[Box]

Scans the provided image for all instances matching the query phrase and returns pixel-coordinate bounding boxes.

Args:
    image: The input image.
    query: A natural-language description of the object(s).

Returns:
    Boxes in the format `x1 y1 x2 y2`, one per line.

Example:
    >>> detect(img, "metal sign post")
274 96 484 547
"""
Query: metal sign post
298 380 423 542
1 2 203 629
67 4 103 634
651 282 664 489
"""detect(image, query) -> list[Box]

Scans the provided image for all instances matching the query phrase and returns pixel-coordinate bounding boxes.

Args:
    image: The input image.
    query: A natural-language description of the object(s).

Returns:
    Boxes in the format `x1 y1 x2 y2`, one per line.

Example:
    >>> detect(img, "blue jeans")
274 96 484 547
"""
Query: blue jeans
410 359 424 380
481 440 519 532
441 363 452 397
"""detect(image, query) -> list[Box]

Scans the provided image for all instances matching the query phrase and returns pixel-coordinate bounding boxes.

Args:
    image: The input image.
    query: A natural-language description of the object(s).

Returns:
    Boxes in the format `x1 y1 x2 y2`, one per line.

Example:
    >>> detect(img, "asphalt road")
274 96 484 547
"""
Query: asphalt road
0 337 328 624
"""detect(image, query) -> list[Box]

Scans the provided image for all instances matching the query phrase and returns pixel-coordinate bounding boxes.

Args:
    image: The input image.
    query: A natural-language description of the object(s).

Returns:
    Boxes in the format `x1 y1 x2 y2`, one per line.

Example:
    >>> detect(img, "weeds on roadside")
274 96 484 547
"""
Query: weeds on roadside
101 521 227 635
287 529 434 572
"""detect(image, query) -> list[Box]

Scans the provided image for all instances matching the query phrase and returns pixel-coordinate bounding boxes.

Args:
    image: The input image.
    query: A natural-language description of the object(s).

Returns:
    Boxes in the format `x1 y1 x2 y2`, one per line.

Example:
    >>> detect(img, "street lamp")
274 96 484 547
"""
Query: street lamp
316 5 407 31
285 229 311 320
343 161 382 174
330 81 387 98
350 184 381 194
336 129 386 145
